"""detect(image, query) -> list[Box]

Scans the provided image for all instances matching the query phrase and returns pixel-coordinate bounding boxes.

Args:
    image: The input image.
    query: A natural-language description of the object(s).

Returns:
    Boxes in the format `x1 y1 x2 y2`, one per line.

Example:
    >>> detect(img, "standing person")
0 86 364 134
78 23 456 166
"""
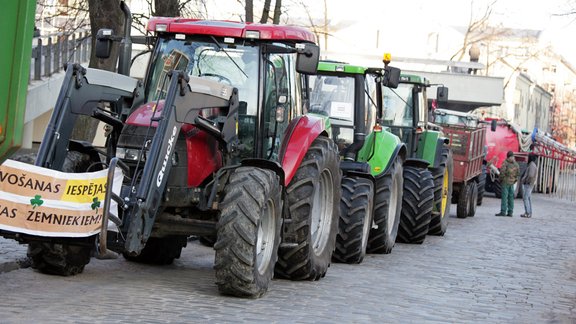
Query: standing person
495 151 520 217
520 154 538 218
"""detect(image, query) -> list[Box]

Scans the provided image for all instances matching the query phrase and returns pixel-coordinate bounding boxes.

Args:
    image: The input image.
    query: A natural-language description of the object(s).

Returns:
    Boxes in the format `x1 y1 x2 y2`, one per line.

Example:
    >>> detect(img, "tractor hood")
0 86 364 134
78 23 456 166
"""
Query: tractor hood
126 101 165 127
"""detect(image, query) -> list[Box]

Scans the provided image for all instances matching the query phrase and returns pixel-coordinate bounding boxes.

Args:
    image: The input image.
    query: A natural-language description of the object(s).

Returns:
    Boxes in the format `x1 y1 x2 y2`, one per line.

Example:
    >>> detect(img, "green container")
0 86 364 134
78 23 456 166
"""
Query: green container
0 1 36 163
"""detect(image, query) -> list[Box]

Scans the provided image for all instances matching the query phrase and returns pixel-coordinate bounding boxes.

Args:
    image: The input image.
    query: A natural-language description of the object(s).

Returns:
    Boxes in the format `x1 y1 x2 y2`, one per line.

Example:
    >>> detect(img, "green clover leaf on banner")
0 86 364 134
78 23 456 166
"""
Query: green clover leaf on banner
91 197 101 211
30 195 44 209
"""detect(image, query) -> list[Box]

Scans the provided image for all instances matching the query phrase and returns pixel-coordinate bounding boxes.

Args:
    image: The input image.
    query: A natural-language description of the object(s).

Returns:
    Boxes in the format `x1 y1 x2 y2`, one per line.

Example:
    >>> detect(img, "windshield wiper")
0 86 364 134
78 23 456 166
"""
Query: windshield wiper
209 35 248 79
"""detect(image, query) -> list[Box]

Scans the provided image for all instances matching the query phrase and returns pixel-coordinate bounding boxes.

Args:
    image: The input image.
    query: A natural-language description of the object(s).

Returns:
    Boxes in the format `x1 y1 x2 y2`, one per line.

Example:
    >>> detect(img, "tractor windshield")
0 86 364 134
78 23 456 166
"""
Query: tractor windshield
381 84 414 127
146 37 259 115
309 75 355 150
433 110 479 128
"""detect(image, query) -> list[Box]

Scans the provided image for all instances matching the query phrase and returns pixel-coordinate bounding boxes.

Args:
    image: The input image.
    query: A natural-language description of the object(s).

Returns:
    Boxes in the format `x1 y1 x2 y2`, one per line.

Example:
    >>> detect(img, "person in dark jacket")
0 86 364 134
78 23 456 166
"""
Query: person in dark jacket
520 154 538 218
495 151 520 217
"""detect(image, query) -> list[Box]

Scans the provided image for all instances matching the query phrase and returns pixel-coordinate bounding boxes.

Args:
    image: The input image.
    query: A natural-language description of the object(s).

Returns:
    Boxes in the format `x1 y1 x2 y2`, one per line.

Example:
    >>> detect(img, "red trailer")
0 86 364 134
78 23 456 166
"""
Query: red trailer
433 109 486 218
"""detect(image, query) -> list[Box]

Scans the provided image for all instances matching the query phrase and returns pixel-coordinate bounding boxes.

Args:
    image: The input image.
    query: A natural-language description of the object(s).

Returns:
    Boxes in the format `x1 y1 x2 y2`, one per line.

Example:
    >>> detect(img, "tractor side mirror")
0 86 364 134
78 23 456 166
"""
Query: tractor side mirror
95 29 114 59
382 66 401 89
296 43 320 75
436 86 449 103
490 119 497 132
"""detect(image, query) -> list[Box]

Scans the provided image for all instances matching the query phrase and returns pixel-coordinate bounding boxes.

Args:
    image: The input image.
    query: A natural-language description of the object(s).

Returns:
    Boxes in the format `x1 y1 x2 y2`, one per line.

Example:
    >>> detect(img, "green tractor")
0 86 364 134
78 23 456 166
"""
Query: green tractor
310 61 406 263
380 72 454 243
0 1 36 163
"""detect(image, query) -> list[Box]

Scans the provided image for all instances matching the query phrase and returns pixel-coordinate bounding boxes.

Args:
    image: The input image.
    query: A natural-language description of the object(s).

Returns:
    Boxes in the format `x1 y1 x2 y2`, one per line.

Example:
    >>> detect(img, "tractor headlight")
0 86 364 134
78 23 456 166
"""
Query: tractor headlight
116 148 146 161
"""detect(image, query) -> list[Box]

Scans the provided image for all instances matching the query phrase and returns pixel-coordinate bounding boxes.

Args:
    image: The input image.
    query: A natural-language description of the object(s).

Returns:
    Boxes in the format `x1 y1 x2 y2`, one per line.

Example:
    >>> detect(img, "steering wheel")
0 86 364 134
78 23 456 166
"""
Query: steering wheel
199 73 232 85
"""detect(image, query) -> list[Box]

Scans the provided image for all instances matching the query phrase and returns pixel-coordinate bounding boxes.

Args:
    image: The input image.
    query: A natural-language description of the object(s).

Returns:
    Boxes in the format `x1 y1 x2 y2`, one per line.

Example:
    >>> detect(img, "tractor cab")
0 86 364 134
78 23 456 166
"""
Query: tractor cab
381 74 448 156
111 18 319 167
309 63 376 156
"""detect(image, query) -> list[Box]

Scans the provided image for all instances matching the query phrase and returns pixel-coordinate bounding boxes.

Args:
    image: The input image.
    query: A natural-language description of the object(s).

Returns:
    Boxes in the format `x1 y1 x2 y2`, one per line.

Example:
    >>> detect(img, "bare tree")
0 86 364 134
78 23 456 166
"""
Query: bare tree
260 0 271 23
450 0 501 61
245 0 254 22
155 0 180 16
272 0 282 24
87 0 124 71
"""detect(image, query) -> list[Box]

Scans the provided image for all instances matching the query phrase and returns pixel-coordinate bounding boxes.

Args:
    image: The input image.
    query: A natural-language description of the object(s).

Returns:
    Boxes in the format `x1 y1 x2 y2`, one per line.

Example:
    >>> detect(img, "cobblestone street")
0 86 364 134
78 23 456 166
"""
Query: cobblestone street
0 193 575 323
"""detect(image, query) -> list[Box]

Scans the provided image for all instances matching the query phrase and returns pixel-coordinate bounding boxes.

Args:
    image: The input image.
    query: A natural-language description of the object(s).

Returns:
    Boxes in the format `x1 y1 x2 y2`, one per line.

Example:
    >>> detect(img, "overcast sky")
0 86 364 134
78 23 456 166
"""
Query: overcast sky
205 0 576 64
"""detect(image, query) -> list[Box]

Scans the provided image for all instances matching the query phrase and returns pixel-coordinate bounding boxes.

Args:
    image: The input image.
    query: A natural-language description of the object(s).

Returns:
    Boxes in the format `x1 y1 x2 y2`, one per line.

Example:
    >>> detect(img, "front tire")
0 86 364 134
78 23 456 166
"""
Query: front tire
429 150 453 236
396 166 434 244
27 151 97 276
276 137 340 280
332 176 374 264
214 167 282 298
27 240 93 276
366 157 403 254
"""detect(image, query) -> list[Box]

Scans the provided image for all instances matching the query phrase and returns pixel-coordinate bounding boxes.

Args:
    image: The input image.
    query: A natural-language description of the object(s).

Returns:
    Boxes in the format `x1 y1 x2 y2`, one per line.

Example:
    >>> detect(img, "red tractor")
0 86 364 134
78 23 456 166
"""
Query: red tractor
4 3 341 298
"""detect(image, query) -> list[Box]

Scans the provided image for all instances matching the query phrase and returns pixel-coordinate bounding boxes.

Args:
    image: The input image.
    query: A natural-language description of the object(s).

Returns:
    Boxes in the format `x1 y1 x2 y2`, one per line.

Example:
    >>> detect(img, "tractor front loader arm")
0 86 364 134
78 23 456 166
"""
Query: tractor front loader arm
122 71 239 255
36 63 142 170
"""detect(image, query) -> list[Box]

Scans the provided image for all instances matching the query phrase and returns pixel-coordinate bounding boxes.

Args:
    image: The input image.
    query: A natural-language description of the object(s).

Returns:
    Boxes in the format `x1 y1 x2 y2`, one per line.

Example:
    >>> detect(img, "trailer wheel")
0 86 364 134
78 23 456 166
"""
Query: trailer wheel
493 180 502 198
457 182 475 218
214 167 281 298
27 151 96 276
396 167 434 244
276 137 340 280
367 157 403 254
332 176 374 264
123 236 187 265
467 181 478 217
429 150 453 236
477 164 487 205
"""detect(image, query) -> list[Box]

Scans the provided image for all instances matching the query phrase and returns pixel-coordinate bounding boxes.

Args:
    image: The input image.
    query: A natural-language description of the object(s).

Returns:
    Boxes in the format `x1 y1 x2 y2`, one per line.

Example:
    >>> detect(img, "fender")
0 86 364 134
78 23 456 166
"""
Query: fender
279 115 329 185
358 130 406 177
432 137 450 168
416 129 441 166
404 157 430 169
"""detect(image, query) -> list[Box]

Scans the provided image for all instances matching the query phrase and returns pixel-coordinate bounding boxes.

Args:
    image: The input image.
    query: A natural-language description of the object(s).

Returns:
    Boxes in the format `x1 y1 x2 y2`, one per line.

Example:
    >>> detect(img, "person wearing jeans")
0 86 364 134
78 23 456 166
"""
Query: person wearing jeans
495 151 520 217
521 154 538 218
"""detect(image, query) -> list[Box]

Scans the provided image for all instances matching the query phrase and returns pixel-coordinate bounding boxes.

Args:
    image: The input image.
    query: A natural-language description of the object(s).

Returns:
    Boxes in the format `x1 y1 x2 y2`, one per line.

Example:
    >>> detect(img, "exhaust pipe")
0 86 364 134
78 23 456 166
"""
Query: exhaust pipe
117 1 132 76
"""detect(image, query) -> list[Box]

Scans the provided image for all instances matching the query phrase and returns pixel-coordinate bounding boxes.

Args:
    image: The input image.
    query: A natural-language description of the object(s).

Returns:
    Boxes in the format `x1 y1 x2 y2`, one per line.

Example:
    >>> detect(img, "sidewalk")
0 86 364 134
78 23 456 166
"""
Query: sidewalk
0 237 29 273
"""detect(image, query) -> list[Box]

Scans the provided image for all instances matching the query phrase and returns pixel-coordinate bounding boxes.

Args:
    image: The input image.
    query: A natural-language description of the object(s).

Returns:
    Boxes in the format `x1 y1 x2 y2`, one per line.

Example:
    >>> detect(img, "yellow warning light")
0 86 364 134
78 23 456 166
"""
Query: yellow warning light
383 53 392 64
374 166 382 172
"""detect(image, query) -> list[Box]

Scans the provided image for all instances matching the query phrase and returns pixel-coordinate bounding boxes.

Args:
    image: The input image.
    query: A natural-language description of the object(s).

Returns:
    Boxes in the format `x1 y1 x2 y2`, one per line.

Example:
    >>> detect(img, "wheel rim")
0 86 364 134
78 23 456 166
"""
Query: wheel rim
361 194 374 251
387 169 400 235
256 199 276 275
310 168 334 255
440 167 450 217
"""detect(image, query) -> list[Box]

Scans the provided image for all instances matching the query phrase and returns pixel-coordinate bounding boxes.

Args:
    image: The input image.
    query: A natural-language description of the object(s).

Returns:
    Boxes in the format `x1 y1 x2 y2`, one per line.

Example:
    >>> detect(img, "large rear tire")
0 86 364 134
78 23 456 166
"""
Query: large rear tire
396 166 434 244
123 236 187 265
214 167 282 298
366 157 403 254
27 151 96 276
457 181 474 218
429 150 453 236
276 137 340 280
332 176 374 264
